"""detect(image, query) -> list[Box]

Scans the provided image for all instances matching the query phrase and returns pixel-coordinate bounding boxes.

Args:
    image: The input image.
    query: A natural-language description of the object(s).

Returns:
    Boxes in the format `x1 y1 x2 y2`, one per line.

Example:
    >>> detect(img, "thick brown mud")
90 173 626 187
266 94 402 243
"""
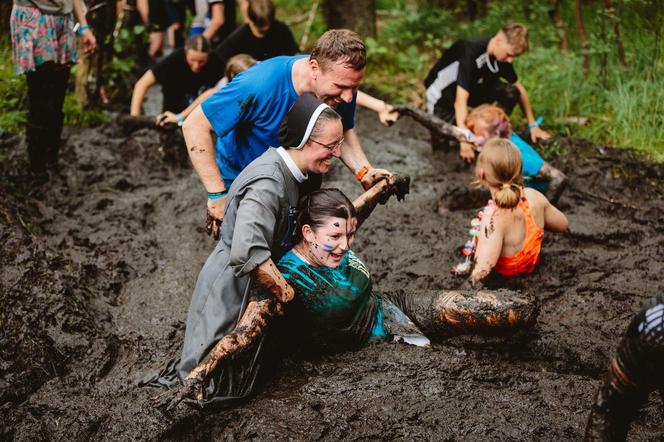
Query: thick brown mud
1 110 663 440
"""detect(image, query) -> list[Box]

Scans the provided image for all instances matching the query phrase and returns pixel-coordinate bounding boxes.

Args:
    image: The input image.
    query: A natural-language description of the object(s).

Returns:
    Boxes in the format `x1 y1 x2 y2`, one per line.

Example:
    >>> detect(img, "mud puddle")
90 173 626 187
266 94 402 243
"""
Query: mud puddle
1 110 663 440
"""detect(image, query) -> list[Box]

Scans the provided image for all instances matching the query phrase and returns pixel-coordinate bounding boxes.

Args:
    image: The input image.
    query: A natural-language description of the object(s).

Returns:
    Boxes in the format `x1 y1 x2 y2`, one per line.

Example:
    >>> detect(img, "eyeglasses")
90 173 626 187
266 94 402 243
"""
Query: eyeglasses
309 137 344 151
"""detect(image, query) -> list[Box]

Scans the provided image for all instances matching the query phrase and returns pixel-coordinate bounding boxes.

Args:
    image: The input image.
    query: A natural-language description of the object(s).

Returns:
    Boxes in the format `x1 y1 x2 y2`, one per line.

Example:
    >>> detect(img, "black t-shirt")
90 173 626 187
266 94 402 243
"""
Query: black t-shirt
151 48 224 112
213 20 299 67
208 0 237 43
424 37 517 113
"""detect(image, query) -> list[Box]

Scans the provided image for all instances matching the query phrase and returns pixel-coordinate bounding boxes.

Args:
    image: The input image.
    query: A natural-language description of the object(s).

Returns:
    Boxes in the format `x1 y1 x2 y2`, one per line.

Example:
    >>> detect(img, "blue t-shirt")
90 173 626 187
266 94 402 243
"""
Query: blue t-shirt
201 55 357 182
509 133 549 193
277 249 386 349
510 132 544 178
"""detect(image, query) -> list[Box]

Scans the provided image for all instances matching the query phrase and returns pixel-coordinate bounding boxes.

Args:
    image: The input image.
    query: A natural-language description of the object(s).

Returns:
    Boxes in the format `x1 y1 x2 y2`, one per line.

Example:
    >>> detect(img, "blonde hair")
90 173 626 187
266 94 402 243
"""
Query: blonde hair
225 53 257 81
465 104 511 140
476 138 523 209
501 23 529 55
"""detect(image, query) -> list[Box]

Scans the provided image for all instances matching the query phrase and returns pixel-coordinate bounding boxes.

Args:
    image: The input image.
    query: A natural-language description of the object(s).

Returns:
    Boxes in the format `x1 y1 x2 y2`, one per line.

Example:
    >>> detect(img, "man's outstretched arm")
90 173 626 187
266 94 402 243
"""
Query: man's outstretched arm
182 106 227 238
340 128 392 190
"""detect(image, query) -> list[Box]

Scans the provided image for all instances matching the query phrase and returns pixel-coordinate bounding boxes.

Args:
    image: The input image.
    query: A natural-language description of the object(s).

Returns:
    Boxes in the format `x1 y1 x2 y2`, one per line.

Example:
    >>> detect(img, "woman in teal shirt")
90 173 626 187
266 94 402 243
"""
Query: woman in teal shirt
160 180 537 410
278 187 537 351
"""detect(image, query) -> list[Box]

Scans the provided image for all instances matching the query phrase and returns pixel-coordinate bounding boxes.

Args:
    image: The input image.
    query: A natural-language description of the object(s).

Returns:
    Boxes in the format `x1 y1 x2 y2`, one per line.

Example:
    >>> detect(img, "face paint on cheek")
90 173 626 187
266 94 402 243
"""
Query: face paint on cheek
322 244 334 252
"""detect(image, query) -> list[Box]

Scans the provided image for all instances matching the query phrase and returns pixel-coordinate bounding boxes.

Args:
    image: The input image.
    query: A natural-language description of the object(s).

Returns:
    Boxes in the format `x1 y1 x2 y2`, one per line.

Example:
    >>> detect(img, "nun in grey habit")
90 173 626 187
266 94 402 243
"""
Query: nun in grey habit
142 93 344 405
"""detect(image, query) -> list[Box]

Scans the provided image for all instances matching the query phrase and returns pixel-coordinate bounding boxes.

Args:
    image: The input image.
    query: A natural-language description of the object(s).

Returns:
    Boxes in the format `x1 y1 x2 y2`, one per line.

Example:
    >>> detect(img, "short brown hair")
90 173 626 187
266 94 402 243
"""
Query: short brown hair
476 138 523 209
501 23 529 55
310 29 366 71
247 0 275 29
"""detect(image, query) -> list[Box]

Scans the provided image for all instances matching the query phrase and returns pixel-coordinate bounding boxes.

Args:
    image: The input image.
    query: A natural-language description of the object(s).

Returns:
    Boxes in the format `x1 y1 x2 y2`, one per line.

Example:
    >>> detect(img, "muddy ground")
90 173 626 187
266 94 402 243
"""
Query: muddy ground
1 109 663 441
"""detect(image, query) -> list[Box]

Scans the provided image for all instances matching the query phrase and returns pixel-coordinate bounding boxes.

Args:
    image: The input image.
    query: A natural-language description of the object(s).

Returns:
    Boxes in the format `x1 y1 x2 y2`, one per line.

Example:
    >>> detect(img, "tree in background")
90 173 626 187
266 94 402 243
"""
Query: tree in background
322 0 376 39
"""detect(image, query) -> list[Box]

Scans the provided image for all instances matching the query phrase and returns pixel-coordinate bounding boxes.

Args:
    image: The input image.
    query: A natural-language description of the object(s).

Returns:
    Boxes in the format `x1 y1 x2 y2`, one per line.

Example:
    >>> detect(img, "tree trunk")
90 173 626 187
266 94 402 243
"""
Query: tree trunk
574 0 590 73
548 0 569 50
0 1 12 37
321 0 376 40
603 0 626 66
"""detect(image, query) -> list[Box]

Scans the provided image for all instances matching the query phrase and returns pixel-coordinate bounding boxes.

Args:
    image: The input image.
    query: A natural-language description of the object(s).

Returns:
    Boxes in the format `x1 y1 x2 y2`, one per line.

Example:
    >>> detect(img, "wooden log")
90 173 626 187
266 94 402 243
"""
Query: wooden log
393 105 473 144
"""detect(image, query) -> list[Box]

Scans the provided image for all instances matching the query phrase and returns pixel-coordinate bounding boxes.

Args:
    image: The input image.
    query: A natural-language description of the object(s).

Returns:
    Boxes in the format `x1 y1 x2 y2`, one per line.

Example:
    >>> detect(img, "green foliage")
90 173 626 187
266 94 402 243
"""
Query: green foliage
277 0 662 158
0 41 107 134
63 94 107 127
0 44 27 134
105 23 148 105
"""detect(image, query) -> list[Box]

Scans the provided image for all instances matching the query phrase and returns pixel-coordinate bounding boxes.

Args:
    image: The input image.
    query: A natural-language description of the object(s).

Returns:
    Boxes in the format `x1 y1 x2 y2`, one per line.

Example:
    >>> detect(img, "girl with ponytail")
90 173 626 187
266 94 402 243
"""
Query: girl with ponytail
470 139 568 284
465 104 567 204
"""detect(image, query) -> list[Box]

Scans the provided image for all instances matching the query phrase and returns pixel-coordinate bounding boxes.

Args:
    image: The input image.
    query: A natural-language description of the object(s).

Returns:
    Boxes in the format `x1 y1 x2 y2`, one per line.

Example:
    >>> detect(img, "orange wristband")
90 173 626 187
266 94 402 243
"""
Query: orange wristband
355 164 372 181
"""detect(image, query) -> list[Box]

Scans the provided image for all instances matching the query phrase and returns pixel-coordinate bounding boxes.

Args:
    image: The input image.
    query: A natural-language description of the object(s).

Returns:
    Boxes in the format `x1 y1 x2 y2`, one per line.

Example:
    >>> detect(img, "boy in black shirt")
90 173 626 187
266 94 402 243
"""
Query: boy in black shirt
213 0 299 67
424 23 550 161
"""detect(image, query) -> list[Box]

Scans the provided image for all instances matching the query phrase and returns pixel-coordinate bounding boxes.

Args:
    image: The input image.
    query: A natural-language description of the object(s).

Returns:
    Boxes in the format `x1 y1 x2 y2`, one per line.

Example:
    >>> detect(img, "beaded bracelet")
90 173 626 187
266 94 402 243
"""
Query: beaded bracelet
176 113 184 127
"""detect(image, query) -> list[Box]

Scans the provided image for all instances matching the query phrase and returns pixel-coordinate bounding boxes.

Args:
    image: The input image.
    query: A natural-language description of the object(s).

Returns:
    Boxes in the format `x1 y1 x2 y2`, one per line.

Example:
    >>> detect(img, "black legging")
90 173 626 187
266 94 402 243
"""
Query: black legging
585 295 664 441
25 62 70 174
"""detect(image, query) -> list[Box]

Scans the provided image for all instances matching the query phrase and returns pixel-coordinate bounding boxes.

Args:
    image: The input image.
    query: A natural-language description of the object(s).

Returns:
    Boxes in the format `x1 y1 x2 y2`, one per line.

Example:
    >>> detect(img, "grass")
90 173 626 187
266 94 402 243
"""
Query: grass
0 44 27 134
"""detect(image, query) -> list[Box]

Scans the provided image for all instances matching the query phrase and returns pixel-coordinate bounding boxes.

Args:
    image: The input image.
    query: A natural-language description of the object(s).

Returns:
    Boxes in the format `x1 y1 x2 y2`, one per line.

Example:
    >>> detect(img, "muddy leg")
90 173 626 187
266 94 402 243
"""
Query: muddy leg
537 163 568 204
431 289 538 336
585 297 664 441
390 289 537 338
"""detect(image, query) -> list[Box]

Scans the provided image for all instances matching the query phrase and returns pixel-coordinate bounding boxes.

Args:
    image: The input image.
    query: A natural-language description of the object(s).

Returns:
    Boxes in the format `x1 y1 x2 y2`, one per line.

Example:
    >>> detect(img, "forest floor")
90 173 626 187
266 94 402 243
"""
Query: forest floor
1 109 663 441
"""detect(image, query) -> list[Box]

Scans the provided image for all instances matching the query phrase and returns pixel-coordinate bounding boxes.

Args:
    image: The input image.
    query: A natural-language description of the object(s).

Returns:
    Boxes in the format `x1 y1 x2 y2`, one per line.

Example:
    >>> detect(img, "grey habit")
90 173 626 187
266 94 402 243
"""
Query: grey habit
143 147 309 404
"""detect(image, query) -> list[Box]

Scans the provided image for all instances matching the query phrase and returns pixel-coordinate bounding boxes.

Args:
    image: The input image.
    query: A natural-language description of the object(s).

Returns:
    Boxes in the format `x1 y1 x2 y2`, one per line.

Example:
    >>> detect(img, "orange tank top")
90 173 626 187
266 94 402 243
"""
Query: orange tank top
493 197 544 277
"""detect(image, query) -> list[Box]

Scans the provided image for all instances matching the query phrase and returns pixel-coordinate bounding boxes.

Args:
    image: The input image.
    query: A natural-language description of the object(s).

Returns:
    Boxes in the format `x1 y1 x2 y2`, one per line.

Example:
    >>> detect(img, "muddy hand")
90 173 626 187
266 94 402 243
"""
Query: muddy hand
361 167 392 190
156 111 178 127
206 198 226 240
379 104 400 127
151 376 204 411
378 174 410 204
530 126 551 143
460 142 475 163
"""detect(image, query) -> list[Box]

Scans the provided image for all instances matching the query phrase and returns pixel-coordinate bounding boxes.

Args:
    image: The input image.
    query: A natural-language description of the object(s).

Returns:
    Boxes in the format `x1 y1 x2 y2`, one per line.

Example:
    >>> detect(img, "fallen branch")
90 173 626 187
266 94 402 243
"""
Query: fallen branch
392 105 473 144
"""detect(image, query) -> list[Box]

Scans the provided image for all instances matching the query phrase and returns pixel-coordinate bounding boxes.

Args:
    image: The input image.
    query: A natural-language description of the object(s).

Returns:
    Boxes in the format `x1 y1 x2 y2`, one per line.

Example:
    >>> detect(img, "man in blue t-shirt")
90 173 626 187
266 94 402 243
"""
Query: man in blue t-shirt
183 29 391 239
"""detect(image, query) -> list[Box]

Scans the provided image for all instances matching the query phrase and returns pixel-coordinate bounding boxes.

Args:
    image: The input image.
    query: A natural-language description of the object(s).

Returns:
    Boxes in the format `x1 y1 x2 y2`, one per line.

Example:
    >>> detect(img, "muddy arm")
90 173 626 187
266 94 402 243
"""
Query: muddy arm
116 114 177 133
253 258 295 303
158 296 282 410
353 174 410 228
393 105 472 144
156 259 292 410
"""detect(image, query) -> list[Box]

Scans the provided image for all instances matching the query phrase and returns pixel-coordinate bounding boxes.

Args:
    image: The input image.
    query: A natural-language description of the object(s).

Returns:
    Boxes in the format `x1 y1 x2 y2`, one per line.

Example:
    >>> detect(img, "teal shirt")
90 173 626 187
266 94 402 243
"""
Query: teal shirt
278 249 387 349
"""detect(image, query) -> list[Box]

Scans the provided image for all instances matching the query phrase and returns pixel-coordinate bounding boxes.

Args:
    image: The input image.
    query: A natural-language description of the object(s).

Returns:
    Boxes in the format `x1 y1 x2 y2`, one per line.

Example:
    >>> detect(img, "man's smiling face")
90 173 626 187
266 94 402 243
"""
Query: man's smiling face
310 59 364 108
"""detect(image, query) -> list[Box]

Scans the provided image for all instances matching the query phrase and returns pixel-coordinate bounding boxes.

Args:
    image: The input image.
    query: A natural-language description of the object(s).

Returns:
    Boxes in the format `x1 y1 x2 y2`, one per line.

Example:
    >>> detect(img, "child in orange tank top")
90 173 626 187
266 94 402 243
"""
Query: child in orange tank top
470 139 568 285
